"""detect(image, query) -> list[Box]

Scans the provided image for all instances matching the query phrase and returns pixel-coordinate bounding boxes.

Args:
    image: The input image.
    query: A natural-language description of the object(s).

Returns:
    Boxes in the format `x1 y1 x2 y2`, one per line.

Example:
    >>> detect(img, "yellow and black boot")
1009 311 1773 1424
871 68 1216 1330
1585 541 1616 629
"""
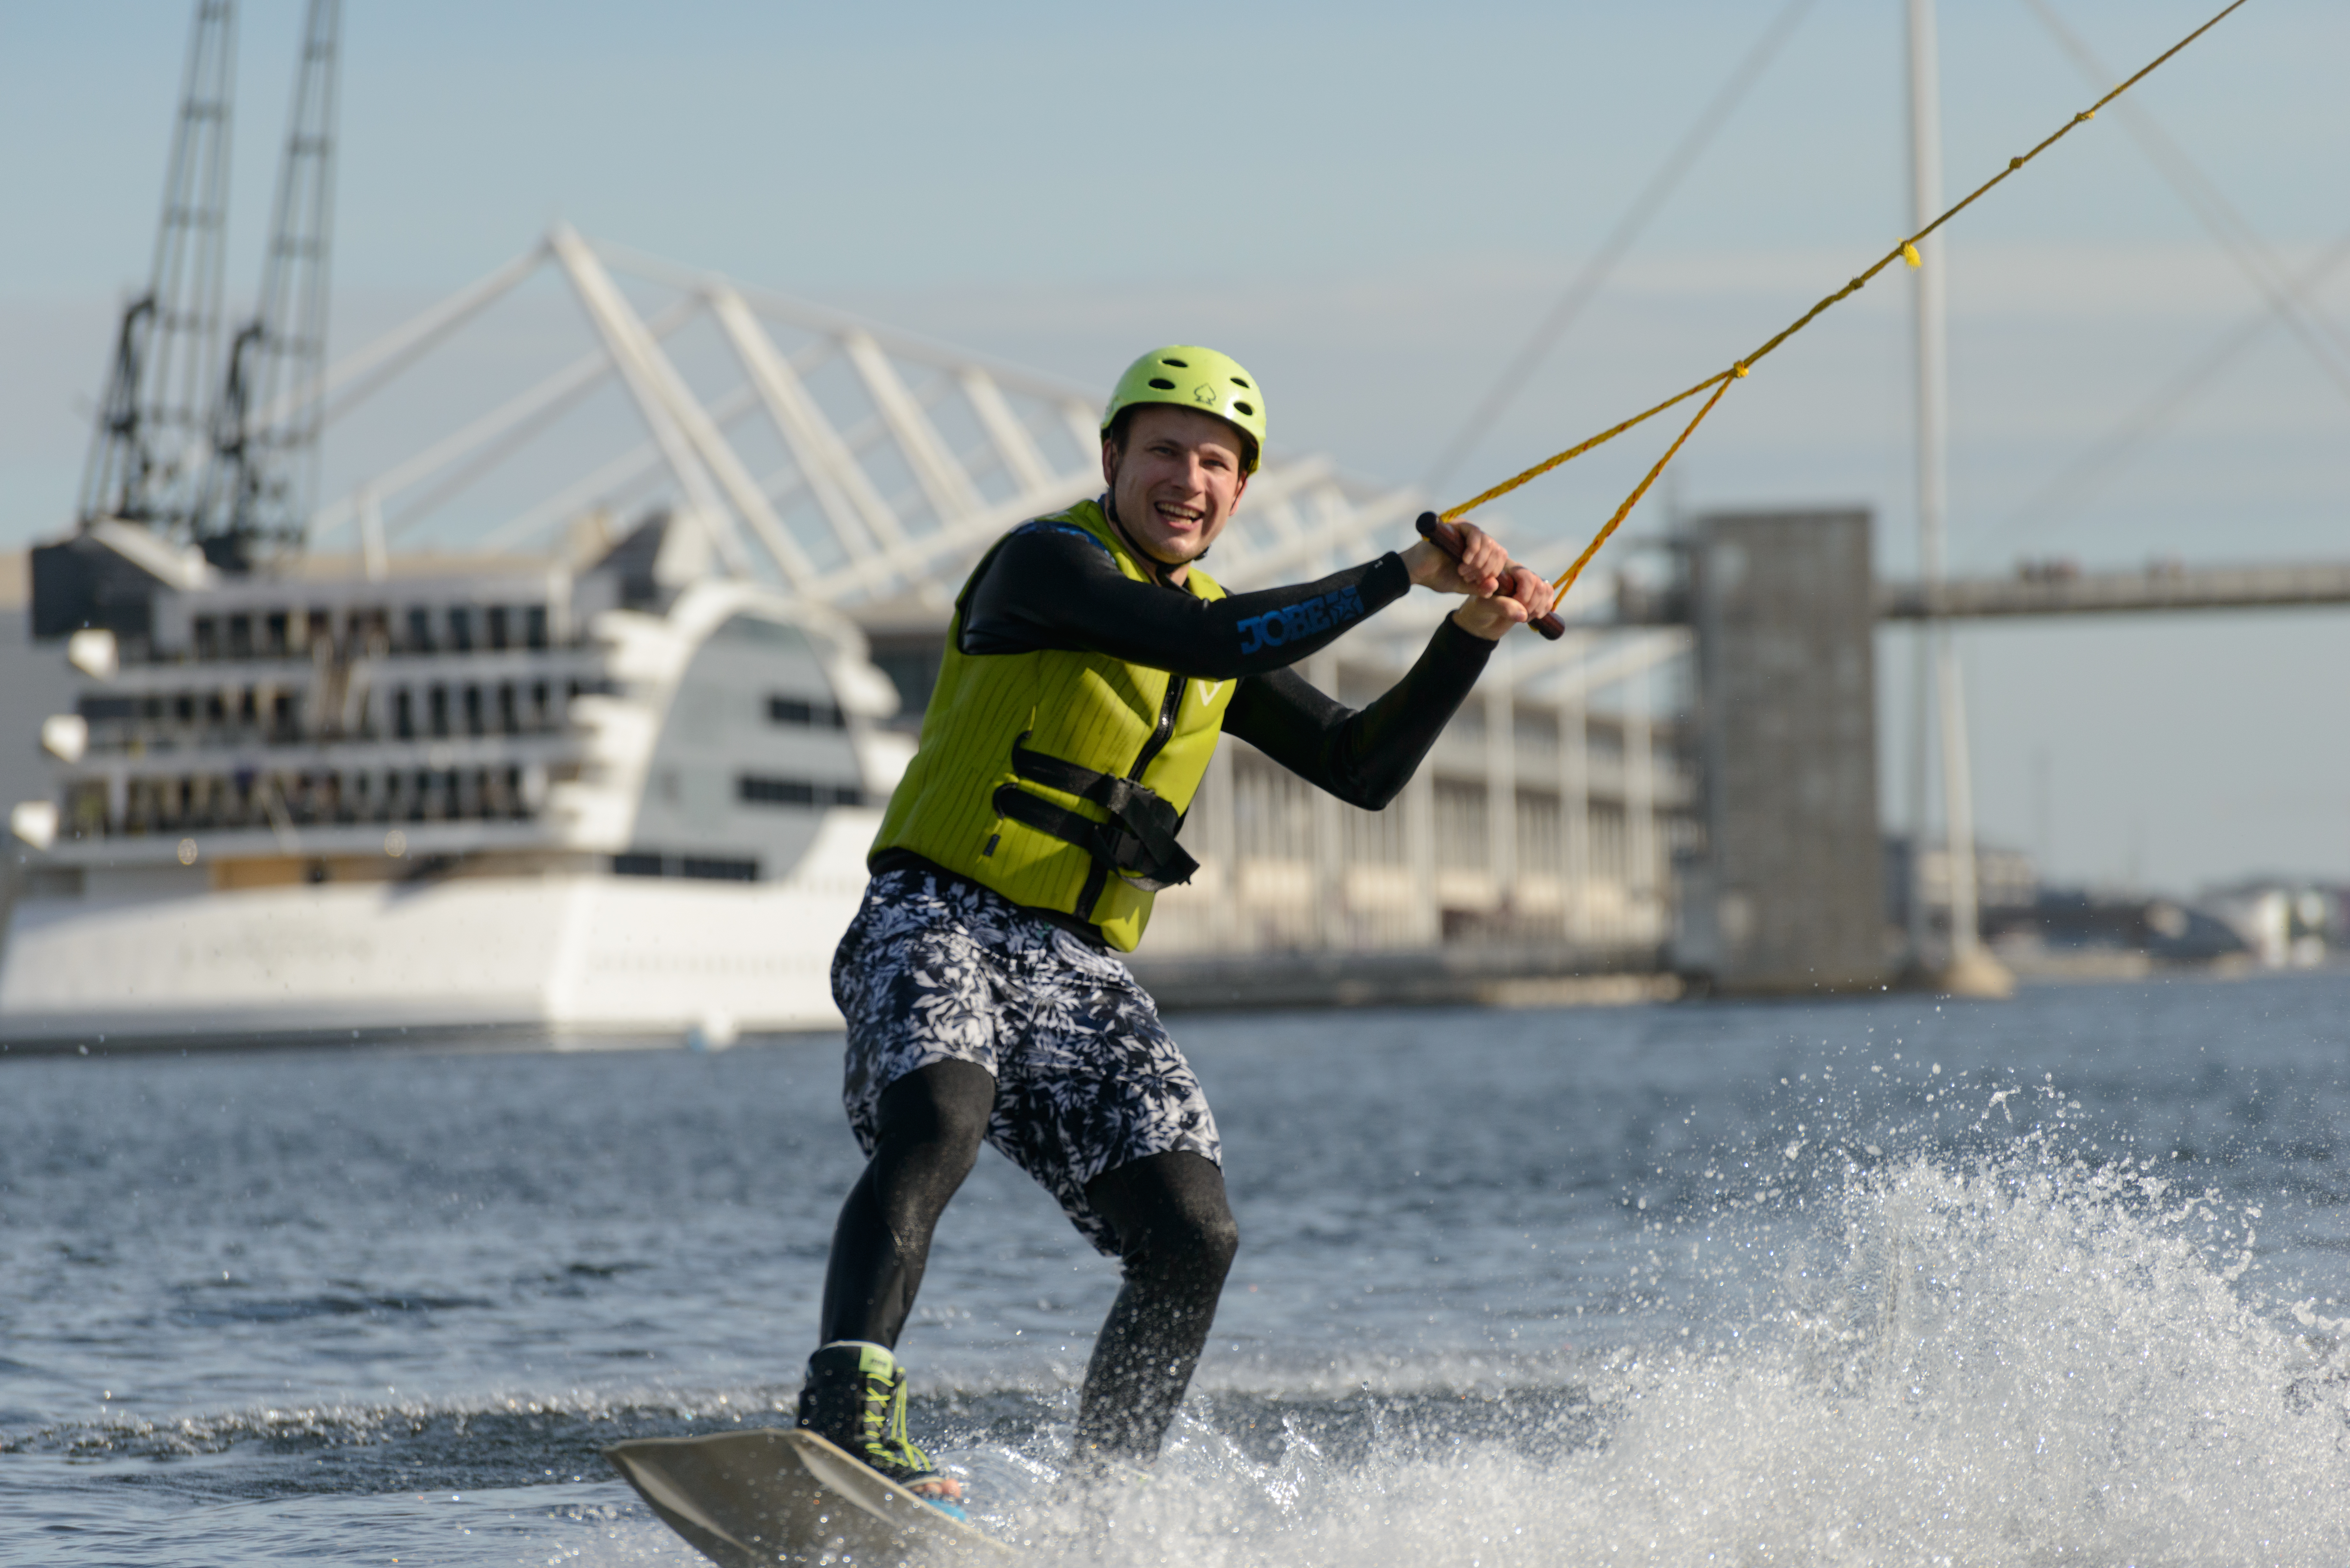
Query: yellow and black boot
795 1341 966 1517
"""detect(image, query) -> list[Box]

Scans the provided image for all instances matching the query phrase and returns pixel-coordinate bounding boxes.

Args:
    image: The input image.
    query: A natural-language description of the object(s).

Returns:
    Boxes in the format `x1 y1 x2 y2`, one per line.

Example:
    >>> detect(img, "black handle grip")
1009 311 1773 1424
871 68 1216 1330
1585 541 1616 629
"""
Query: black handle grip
1415 512 1566 641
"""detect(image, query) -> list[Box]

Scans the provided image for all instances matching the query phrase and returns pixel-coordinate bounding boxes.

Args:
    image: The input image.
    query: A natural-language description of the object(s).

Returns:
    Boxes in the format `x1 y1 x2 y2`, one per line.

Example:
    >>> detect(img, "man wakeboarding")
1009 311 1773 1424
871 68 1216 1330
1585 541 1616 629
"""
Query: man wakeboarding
797 345 1554 1513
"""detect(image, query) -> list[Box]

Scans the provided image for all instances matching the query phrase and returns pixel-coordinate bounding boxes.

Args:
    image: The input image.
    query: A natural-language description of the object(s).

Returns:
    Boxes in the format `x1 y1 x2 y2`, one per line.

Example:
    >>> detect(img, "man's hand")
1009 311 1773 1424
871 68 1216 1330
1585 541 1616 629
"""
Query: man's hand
1402 523 1557 641
1402 521 1514 597
1449 565 1556 641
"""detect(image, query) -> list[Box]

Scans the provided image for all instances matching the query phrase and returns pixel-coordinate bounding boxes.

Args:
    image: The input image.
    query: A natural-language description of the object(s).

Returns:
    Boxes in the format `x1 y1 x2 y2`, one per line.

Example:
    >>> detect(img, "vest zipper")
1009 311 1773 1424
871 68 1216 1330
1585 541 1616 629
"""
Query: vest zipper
1130 676 1187 780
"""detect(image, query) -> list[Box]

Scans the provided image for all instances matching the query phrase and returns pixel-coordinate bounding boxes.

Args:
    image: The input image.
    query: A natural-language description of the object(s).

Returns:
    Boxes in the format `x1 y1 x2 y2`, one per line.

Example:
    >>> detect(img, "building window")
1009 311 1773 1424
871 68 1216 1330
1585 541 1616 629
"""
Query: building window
406 608 435 653
613 852 760 882
868 645 941 722
767 695 846 729
428 684 450 738
739 775 861 808
228 614 253 659
449 607 474 653
463 685 485 736
486 606 510 651
525 606 548 649
348 608 388 654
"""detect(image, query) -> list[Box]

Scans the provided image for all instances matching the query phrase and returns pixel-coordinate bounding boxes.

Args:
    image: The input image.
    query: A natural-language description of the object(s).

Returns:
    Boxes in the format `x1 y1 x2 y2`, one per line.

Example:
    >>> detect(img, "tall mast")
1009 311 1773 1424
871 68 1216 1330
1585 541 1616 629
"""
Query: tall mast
199 0 340 569
1906 0 1989 975
74 0 237 535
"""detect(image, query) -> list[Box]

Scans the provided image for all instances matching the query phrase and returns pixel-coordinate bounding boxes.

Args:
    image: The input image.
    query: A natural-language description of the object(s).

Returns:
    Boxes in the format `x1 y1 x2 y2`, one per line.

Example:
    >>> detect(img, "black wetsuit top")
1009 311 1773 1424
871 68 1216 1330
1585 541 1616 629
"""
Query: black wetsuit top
959 514 1494 809
870 509 1495 935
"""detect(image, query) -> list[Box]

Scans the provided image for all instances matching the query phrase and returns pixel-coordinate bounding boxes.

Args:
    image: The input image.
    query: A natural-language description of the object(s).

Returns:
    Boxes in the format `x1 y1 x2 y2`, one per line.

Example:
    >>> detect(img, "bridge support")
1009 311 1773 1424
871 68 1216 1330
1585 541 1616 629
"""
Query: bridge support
1674 509 1887 992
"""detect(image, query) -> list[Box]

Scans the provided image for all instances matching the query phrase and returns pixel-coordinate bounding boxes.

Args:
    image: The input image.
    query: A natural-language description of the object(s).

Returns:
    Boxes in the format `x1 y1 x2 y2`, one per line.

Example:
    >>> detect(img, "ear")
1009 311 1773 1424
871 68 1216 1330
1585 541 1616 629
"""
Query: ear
1100 434 1120 489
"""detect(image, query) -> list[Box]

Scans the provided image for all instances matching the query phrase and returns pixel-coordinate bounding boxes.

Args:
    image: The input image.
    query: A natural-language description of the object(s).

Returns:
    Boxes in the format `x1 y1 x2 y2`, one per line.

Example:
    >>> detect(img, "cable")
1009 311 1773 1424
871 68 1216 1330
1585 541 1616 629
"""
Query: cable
1984 229 2350 554
1553 370 1738 601
1426 0 2252 594
2020 0 2350 398
1421 0 1818 494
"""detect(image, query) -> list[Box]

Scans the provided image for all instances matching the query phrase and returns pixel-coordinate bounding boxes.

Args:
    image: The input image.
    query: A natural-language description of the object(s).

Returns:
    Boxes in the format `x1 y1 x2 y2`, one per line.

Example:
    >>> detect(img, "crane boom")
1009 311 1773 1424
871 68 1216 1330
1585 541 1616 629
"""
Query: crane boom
198 0 341 568
74 0 237 535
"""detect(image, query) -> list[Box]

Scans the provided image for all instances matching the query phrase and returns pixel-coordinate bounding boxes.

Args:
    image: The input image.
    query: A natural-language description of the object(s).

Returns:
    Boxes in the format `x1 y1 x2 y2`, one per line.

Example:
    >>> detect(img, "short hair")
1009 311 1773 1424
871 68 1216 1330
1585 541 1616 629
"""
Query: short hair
1103 405 1259 476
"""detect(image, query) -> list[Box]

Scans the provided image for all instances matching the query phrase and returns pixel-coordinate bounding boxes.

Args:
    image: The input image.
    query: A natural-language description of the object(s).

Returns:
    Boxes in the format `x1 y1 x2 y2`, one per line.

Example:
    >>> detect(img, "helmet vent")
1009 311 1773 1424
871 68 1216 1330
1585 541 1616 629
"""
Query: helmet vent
1160 357 1190 368
1232 376 1253 388
1232 400 1256 416
1147 377 1177 390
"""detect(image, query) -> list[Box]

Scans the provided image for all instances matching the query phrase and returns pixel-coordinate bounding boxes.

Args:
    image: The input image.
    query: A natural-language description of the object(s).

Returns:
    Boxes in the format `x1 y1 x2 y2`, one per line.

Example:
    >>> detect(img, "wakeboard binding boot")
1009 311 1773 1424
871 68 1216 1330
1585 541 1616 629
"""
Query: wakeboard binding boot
796 1341 966 1518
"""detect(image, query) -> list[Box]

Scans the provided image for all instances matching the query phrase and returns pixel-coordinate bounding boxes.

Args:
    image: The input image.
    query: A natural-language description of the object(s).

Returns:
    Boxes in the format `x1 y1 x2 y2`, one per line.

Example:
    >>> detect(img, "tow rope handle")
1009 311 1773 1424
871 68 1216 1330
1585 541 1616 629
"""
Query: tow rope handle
1416 513 1568 641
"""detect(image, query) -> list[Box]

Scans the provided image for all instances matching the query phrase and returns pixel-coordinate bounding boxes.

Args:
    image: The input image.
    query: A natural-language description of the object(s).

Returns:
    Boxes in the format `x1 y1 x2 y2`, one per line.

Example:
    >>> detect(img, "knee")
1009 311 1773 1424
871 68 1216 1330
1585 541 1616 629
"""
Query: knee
875 1059 993 1162
921 1092 990 1164
1192 1204 1240 1280
1146 1191 1239 1285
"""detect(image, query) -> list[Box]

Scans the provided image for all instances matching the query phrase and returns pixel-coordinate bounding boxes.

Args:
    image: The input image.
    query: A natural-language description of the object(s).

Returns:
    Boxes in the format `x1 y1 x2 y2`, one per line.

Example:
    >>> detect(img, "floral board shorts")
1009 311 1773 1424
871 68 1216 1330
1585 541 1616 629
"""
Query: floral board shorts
829 866 1222 1256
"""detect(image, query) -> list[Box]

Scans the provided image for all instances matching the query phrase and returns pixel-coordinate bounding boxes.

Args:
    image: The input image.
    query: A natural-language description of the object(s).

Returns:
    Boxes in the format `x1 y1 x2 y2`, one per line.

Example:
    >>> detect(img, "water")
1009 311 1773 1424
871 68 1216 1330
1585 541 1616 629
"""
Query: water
4 971 2347 1566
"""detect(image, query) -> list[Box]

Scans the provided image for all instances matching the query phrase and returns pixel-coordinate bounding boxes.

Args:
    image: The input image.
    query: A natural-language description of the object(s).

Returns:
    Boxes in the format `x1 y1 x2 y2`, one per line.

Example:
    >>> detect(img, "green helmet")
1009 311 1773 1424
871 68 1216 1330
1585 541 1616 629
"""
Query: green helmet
1101 345 1266 472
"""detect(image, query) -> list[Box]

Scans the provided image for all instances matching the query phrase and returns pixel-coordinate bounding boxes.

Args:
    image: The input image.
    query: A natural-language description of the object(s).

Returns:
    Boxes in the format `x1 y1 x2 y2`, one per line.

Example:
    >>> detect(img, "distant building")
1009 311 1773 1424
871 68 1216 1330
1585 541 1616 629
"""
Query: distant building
1986 889 2245 971
2199 881 2342 968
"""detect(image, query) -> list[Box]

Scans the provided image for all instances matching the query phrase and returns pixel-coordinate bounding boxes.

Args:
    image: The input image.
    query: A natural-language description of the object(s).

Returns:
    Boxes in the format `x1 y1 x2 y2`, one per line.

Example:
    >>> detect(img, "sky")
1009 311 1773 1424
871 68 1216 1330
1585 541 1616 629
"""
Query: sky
1 0 2345 894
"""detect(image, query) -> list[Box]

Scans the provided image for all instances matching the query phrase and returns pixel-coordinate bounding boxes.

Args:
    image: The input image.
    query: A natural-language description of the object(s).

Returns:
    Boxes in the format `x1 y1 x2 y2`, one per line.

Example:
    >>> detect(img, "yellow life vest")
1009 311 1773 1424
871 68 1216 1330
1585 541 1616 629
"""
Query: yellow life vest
870 500 1235 951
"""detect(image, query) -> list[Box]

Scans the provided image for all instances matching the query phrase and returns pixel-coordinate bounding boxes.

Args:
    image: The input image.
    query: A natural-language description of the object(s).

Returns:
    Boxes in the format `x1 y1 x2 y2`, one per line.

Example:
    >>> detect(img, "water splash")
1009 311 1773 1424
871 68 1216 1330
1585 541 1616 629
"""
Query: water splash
955 1132 2350 1568
19 1129 2347 1565
11 1027 2347 1567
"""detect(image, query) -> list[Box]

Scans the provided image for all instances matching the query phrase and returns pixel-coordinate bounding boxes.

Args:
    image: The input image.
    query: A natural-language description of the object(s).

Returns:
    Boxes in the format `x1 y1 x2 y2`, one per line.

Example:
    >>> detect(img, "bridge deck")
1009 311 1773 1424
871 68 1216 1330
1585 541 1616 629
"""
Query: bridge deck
1875 562 2350 621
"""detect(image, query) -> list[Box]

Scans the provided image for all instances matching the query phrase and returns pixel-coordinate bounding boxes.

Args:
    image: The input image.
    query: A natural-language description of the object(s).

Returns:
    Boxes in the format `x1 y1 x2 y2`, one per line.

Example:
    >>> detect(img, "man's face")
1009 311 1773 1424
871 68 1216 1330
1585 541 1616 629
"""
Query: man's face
1101 404 1252 573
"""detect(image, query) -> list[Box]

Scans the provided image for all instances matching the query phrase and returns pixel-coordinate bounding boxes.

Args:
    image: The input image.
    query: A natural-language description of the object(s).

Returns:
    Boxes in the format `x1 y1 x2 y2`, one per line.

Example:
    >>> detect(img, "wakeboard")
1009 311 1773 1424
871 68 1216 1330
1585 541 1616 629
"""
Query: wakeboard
604 1426 1015 1568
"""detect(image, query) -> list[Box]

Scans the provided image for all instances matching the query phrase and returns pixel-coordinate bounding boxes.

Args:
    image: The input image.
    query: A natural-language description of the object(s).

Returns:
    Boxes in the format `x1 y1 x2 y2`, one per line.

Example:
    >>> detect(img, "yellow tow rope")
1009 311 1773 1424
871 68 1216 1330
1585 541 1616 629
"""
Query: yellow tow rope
1433 0 2249 604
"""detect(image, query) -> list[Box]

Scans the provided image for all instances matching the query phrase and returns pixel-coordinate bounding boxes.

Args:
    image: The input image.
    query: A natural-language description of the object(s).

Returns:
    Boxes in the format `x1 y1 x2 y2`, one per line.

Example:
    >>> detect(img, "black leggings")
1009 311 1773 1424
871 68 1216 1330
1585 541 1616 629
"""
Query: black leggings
818 1059 1238 1462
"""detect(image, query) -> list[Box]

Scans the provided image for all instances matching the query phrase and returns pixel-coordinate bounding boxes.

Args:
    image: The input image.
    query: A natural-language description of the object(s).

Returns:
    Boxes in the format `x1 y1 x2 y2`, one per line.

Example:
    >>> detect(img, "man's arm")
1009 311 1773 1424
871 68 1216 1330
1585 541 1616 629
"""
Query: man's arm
961 522 1412 679
1220 617 1495 810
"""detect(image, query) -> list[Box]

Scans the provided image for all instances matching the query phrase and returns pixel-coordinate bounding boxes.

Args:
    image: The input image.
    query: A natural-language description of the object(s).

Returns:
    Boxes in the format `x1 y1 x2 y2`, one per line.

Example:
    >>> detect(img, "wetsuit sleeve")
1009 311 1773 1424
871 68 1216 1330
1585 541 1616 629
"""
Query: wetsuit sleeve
1220 615 1495 810
960 521 1412 680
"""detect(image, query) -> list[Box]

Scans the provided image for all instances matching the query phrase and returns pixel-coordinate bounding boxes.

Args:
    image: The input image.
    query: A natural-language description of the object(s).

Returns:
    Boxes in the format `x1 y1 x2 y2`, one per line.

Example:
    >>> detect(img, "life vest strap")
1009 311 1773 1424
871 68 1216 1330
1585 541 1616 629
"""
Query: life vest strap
996 737 1198 893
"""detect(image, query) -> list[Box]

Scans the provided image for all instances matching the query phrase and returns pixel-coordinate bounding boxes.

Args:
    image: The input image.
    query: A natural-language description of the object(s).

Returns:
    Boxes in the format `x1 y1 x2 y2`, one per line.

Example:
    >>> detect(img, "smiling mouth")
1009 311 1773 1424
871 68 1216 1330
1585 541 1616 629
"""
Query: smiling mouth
1153 503 1205 527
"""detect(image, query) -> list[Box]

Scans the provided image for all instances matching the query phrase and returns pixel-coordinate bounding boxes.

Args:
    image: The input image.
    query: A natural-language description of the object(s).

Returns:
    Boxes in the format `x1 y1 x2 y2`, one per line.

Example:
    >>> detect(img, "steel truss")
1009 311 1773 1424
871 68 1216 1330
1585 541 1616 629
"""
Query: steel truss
306 228 1658 697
